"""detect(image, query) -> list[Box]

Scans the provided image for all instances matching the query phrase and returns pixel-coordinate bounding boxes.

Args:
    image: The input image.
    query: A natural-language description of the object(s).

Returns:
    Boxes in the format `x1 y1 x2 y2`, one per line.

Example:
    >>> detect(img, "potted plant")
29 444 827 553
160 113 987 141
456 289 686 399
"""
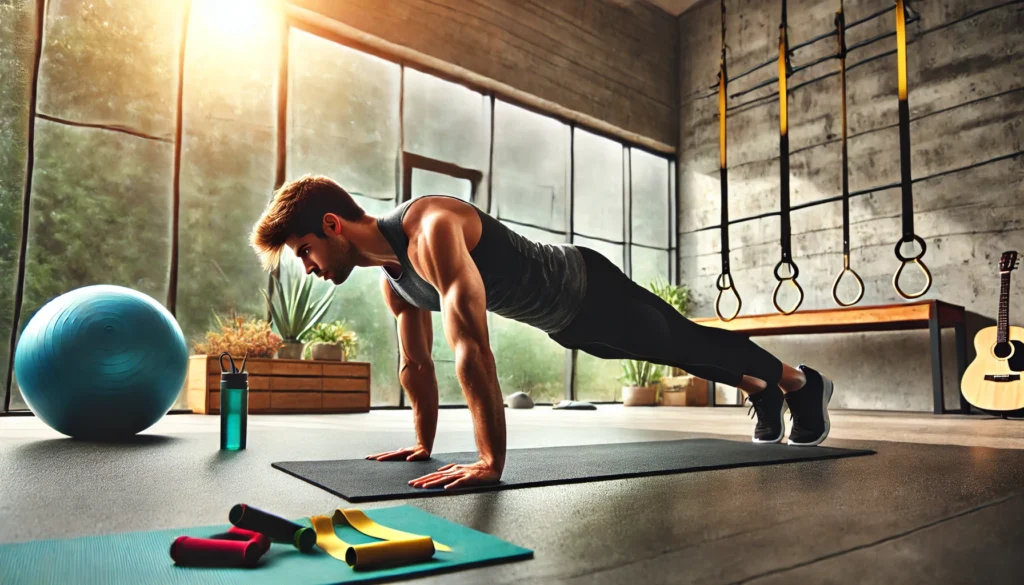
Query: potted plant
619 359 663 406
192 311 283 358
301 320 359 361
262 270 333 359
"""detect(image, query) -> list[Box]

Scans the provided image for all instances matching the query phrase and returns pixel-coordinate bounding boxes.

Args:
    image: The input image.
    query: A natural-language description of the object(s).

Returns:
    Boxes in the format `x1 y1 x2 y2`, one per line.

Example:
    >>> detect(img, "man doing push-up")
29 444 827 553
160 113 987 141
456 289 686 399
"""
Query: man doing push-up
250 175 834 490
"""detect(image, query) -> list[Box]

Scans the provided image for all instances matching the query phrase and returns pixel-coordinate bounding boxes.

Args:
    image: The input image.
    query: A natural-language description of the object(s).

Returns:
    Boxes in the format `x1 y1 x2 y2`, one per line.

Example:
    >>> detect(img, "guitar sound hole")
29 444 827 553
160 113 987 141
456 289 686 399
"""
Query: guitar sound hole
994 342 1013 359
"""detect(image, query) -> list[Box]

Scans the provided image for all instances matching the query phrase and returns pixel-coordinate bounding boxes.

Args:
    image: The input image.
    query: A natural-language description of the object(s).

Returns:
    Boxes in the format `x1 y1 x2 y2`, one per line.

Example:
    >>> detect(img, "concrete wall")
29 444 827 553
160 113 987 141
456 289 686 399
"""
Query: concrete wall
291 0 679 149
678 0 1024 410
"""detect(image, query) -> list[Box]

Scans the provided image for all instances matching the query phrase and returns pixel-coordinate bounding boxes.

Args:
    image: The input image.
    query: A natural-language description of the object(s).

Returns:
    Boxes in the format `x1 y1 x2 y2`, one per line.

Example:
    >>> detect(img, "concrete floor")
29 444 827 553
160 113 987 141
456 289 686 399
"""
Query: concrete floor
2 407 1024 584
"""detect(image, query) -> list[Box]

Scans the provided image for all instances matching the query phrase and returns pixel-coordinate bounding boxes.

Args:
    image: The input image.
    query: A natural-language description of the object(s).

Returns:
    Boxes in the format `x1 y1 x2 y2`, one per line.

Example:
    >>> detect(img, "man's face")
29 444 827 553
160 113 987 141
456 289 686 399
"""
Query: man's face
286 227 357 285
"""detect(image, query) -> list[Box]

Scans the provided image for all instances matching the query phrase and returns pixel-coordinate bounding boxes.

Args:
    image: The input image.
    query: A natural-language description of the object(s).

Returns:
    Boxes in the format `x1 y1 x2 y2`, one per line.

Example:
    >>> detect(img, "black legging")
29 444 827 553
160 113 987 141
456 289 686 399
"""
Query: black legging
549 246 783 389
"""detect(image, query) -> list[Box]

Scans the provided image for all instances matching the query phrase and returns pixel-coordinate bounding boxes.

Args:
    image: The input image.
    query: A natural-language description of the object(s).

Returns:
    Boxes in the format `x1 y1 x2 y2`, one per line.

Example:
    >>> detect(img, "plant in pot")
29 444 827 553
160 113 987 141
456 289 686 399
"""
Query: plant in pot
619 359 663 406
261 270 333 360
192 311 283 358
301 320 359 361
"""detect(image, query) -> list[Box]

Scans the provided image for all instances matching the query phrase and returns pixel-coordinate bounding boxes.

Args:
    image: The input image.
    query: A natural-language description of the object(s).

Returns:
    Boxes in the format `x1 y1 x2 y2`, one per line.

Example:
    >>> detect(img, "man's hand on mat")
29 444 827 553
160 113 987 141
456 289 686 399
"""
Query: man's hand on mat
408 460 500 490
365 445 431 461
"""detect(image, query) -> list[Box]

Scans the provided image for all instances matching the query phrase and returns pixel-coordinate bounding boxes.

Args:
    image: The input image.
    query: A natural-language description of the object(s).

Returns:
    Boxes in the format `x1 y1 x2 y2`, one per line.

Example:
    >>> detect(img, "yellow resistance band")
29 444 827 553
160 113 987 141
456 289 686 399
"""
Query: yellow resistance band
310 509 451 570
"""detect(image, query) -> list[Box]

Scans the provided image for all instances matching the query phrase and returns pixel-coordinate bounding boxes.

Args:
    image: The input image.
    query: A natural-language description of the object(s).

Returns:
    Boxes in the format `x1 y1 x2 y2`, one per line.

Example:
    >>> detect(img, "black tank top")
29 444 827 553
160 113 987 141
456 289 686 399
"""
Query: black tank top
376 195 587 334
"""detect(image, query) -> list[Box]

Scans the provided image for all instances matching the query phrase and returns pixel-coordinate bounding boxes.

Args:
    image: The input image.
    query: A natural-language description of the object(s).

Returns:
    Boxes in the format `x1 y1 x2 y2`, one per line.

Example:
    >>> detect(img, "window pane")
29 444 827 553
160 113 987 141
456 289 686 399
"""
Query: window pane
12 120 173 407
488 222 567 404
492 100 569 230
570 238 624 404
631 246 670 289
0 0 37 410
572 236 624 270
36 0 184 136
573 129 623 242
630 149 670 247
288 30 400 201
411 169 471 201
403 68 490 172
175 0 282 408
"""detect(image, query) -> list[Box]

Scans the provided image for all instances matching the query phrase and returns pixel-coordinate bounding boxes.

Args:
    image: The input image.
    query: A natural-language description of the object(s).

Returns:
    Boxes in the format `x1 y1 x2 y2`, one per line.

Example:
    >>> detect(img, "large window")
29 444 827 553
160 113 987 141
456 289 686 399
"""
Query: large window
489 101 572 404
0 3 678 412
572 129 626 403
8 0 182 410
174 0 282 408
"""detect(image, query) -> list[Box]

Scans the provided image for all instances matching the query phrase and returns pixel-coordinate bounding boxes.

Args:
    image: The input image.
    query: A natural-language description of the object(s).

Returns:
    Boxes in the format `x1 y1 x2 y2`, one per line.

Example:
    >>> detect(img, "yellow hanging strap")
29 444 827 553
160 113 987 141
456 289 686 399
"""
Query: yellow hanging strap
309 509 450 570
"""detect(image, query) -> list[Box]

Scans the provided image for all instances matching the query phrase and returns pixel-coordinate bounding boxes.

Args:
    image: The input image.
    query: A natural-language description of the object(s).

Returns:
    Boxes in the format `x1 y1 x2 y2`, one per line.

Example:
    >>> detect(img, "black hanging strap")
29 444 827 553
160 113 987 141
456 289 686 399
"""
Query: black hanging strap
772 0 803 315
715 0 742 321
892 0 931 299
831 0 864 307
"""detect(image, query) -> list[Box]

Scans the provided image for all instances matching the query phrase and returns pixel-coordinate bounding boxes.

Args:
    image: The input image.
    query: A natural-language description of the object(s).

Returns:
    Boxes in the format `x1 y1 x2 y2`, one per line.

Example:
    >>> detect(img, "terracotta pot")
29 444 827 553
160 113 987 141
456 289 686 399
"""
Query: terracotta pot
622 385 658 406
310 342 344 361
276 340 305 360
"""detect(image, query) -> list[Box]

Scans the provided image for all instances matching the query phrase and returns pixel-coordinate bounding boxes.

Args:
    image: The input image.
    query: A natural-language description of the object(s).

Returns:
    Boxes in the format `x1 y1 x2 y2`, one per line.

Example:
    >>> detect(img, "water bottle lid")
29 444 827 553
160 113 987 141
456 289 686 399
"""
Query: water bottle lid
221 372 249 388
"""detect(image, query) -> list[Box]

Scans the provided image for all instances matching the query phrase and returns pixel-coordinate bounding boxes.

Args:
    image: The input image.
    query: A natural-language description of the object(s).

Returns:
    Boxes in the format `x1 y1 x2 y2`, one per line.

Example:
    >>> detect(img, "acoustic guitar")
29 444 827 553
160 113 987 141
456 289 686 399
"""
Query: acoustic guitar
961 251 1023 413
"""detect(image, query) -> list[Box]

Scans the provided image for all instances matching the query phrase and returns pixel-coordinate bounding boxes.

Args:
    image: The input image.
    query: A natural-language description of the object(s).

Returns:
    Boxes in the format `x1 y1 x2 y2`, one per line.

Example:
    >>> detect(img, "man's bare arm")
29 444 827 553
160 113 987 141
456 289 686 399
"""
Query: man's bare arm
407 216 505 489
366 274 438 461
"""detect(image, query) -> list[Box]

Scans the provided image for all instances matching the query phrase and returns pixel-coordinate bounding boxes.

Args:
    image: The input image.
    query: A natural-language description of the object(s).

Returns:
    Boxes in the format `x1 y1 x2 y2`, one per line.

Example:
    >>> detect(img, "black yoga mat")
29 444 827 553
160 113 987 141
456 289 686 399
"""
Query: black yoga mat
273 439 874 502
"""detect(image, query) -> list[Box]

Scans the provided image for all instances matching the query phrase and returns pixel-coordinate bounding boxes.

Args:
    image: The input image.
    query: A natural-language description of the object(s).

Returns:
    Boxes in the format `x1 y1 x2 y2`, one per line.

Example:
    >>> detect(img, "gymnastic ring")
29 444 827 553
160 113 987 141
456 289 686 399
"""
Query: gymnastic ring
715 273 742 322
893 234 927 262
893 257 932 299
772 259 803 315
831 263 865 307
773 258 800 282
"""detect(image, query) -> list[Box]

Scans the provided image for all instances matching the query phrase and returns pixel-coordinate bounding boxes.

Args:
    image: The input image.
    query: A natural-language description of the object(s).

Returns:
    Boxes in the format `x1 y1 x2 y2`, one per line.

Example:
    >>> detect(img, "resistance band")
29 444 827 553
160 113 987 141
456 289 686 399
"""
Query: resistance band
715 0 742 321
830 0 864 307
892 0 931 298
311 508 451 570
772 0 803 315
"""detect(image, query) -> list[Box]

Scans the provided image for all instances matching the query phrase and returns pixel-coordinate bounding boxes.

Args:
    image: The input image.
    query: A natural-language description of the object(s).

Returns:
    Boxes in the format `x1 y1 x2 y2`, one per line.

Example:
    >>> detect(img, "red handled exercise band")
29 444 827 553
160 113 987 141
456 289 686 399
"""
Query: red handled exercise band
207 526 271 555
170 536 263 568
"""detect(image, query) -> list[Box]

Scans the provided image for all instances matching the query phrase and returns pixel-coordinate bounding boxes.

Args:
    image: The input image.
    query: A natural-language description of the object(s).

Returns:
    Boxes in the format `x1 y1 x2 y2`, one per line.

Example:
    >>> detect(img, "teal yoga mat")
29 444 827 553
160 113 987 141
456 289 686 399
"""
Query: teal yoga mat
0 505 532 585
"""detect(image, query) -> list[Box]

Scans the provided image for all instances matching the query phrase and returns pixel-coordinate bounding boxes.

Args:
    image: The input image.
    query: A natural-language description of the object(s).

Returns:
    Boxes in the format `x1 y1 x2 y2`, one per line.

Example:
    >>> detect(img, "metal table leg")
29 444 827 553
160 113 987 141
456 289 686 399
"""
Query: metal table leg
929 310 945 415
955 322 970 414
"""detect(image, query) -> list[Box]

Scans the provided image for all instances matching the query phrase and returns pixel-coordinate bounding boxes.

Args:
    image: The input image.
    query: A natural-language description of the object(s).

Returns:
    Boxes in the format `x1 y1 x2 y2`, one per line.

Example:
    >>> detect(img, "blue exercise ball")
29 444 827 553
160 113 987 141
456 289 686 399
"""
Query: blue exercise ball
14 285 188 440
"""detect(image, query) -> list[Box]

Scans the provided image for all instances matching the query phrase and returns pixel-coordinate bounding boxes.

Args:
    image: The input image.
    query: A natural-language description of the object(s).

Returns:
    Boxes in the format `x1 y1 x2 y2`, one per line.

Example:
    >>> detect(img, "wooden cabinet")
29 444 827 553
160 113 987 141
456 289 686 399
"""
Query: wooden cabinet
186 356 371 414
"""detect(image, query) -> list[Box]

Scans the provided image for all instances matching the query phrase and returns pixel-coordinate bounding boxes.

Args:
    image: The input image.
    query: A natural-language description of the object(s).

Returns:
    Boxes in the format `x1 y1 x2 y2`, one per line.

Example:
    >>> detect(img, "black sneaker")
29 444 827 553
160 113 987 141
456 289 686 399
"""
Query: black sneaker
745 385 786 444
784 365 834 446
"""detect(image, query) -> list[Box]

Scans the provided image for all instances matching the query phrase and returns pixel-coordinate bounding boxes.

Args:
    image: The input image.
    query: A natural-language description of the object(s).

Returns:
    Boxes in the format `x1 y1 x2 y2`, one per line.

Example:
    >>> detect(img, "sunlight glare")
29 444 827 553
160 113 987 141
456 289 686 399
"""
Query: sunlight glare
193 0 279 41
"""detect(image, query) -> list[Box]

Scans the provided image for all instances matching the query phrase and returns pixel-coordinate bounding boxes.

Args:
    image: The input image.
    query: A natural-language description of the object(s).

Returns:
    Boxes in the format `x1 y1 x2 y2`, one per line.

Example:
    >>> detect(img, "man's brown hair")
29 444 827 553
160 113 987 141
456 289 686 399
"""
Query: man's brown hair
250 174 365 270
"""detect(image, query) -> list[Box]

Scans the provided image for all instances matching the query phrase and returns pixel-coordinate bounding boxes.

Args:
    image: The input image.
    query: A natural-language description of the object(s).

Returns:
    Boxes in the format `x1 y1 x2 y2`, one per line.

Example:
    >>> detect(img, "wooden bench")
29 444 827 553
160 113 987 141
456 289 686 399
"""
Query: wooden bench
693 300 970 414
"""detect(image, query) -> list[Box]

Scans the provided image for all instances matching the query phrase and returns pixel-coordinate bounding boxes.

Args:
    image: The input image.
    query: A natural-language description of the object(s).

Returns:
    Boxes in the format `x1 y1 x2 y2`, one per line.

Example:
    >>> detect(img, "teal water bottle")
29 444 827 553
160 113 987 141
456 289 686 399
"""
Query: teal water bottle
219 352 248 451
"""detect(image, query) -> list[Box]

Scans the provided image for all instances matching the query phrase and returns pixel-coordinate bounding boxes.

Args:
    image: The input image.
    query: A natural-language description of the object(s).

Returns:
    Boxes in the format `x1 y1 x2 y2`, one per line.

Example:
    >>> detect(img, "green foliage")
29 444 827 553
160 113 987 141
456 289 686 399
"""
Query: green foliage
648 278 690 316
301 319 359 359
262 267 334 342
193 311 282 358
490 315 564 404
619 359 663 388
